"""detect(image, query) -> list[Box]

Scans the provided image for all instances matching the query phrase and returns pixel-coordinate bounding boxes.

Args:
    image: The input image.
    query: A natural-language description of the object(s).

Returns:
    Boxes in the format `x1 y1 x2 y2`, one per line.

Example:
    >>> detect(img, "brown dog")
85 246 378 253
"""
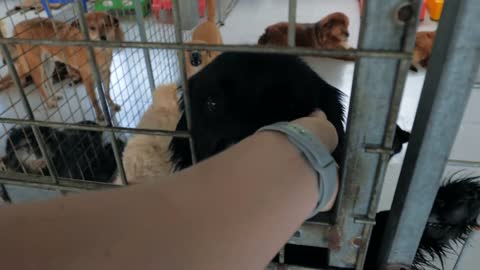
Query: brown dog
410 31 435 72
11 12 124 121
184 0 223 78
258 12 350 50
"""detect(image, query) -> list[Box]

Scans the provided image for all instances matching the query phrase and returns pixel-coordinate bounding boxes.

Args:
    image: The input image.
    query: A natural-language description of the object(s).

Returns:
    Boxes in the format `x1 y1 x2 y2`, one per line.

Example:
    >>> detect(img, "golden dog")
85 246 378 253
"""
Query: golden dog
410 31 436 72
184 0 223 78
12 12 124 121
120 83 180 184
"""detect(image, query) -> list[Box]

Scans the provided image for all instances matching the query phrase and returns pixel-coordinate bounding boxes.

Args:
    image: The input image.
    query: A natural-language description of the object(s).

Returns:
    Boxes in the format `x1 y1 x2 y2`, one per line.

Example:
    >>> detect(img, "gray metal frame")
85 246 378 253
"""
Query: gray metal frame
0 0 479 269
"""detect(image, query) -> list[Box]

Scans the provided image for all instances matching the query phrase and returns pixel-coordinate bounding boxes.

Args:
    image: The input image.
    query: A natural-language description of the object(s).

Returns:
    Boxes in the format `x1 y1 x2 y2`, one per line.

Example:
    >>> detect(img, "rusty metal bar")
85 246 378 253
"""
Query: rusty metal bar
0 117 190 137
172 0 197 164
133 0 156 93
0 37 411 59
74 1 128 185
329 0 420 268
0 31 59 183
378 0 480 267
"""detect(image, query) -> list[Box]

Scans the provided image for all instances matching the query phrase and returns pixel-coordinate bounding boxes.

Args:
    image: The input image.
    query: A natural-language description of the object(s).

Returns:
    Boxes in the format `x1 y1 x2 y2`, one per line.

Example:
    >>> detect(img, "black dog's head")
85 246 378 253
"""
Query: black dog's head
169 52 346 170
416 174 480 269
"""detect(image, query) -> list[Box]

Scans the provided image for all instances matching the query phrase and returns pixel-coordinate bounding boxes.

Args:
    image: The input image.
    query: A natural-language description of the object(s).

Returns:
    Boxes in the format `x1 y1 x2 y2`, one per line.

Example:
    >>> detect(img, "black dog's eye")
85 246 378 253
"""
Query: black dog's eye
206 96 217 113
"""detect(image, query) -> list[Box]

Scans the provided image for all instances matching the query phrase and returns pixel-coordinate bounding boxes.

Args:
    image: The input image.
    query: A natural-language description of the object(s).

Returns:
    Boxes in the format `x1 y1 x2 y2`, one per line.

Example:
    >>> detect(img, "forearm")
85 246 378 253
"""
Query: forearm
0 131 319 270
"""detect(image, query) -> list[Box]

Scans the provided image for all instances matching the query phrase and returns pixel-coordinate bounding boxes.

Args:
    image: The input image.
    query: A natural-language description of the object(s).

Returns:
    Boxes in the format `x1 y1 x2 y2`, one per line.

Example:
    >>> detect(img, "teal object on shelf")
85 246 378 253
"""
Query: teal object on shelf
94 0 150 16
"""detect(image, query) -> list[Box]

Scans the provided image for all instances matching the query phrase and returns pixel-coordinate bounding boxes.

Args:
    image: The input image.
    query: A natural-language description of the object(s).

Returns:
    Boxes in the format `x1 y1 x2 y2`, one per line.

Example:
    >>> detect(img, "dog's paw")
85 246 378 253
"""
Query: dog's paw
96 113 106 122
110 103 121 112
46 99 58 108
30 159 47 172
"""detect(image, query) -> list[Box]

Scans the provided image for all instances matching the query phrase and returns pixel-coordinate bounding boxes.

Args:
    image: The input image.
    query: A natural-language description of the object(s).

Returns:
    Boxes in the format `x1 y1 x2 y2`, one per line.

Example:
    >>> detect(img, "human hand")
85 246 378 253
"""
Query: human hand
291 110 339 153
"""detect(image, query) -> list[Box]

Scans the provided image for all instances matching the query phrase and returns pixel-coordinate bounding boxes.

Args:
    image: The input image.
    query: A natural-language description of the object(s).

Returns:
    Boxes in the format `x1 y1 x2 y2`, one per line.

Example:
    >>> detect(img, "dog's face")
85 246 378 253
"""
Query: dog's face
316 12 350 48
2 126 56 173
72 12 122 41
170 52 346 170
184 40 219 78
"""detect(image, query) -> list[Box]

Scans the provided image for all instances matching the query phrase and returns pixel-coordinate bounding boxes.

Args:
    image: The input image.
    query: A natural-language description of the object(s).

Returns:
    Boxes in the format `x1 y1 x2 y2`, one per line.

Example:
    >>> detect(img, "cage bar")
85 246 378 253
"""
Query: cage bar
133 0 156 93
171 0 197 164
74 0 127 185
328 0 421 268
377 0 480 267
0 30 59 184
287 0 296 47
0 37 411 59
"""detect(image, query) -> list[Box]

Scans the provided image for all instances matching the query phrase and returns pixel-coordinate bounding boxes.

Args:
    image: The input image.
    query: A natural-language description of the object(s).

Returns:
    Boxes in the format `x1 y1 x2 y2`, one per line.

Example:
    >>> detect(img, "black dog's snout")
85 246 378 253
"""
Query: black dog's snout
190 51 202 67
100 35 107 41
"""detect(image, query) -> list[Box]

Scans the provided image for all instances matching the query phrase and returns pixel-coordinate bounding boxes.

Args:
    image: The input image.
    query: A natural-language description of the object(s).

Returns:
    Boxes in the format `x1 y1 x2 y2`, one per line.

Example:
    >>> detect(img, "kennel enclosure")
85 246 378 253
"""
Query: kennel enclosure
0 0 479 269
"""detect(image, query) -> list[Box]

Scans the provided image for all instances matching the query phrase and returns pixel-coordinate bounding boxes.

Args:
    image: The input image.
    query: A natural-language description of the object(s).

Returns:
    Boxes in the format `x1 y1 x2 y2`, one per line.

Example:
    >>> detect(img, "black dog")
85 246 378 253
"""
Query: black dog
277 174 480 269
1 121 124 183
170 52 409 171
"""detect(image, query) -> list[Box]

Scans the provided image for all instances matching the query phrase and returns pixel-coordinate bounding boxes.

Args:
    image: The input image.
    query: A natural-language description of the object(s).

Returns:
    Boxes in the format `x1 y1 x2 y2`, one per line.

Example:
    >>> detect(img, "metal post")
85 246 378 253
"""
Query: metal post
74 0 127 185
0 33 58 183
133 0 156 93
329 0 420 268
287 0 296 47
172 0 197 164
377 0 480 268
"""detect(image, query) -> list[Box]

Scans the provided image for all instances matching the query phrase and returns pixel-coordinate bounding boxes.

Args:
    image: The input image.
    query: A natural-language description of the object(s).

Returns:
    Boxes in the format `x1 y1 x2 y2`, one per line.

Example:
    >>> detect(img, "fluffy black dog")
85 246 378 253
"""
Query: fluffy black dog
169 52 410 171
1 121 124 183
279 174 480 269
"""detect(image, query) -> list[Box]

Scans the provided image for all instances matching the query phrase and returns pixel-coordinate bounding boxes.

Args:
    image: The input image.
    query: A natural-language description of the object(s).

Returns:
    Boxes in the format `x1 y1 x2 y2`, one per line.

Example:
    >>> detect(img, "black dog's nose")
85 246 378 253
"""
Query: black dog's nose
100 35 107 40
345 32 350 38
190 51 202 67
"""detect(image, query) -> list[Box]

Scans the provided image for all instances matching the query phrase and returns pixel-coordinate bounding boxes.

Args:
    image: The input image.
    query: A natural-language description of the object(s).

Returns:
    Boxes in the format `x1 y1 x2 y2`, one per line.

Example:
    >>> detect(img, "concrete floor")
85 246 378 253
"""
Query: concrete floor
0 0 479 268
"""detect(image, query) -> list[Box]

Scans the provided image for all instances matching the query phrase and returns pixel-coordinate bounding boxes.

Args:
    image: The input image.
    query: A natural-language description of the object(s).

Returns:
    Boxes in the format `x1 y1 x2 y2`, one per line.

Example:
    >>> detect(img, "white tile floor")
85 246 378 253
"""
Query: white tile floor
1 0 479 268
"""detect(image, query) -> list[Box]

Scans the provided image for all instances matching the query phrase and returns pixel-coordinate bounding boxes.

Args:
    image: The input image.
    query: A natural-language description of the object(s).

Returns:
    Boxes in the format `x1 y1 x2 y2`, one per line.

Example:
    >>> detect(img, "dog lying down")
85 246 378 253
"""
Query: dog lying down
121 84 180 183
169 52 410 172
279 174 480 269
0 121 124 183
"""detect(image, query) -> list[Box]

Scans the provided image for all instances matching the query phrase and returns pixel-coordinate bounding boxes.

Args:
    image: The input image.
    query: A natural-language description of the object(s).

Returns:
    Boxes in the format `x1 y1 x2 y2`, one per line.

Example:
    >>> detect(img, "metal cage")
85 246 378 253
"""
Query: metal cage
0 0 479 269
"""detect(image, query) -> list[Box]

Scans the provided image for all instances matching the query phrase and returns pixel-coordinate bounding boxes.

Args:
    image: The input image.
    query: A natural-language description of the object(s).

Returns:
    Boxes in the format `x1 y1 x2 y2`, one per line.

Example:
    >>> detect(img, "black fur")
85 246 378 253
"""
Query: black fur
169 52 409 171
365 174 480 270
1 121 124 183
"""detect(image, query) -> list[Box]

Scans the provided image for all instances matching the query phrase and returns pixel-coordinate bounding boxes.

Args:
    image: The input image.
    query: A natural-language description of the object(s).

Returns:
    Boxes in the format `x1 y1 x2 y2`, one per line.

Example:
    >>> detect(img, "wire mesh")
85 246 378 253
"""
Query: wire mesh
0 0 478 270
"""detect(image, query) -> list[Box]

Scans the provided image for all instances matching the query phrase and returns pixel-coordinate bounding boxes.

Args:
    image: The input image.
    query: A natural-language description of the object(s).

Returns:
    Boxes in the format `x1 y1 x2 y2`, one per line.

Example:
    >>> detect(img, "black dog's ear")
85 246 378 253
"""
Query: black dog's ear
395 126 411 144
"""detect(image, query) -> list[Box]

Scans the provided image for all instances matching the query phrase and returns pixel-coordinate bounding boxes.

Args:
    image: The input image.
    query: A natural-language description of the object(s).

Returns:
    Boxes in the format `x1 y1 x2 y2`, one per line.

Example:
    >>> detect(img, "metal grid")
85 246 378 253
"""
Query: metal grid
0 0 479 269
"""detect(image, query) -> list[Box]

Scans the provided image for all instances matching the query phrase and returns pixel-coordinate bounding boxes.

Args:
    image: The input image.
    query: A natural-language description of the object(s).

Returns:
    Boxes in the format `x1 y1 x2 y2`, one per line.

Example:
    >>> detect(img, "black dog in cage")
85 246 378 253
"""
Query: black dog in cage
169 52 410 171
1 121 124 183
281 174 480 269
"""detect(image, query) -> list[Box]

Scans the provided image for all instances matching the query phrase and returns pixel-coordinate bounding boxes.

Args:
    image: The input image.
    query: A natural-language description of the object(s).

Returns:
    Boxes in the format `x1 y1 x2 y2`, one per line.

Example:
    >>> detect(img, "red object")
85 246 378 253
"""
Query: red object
152 0 206 18
419 0 427 21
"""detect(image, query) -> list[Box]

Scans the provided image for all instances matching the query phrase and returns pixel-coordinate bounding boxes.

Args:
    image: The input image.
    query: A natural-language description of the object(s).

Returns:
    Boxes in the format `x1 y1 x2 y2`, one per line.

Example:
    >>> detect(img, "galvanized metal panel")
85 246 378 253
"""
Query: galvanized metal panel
378 0 480 267
329 0 421 268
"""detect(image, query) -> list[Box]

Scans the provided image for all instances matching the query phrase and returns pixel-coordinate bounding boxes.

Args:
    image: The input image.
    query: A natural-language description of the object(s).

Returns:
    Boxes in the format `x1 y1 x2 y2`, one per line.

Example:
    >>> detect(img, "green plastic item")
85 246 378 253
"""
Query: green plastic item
94 0 150 16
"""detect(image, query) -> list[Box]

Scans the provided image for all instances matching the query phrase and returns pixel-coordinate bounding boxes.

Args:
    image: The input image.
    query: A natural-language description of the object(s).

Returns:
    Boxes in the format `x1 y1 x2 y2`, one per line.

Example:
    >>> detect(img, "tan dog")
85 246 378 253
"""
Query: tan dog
120 83 180 184
410 31 436 72
12 12 124 121
258 12 350 50
184 0 223 78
